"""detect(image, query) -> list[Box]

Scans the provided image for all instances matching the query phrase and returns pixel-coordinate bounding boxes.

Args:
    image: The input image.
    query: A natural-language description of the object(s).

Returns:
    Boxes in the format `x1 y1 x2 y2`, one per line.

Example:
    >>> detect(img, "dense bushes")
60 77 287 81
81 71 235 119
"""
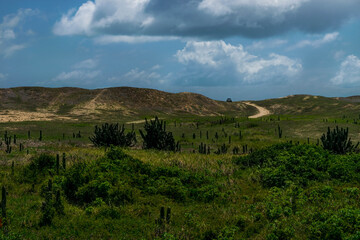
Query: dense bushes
89 123 136 147
62 148 219 205
235 143 360 188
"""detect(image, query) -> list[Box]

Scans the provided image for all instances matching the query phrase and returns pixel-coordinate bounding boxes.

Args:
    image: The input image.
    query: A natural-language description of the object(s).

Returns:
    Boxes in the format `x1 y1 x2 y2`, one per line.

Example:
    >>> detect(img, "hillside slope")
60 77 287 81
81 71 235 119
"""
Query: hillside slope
0 87 250 122
252 95 360 116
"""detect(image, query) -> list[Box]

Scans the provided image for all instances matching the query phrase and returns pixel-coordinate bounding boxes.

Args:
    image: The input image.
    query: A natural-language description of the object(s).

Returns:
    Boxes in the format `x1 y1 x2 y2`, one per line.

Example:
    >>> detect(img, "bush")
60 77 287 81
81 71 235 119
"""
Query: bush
235 144 332 188
139 117 177 151
61 148 219 205
29 154 56 172
89 123 136 147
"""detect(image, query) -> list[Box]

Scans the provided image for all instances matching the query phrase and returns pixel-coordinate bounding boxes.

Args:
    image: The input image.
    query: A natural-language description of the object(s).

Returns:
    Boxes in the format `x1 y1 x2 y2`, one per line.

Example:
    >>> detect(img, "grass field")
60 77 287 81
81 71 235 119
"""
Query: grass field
1 96 360 239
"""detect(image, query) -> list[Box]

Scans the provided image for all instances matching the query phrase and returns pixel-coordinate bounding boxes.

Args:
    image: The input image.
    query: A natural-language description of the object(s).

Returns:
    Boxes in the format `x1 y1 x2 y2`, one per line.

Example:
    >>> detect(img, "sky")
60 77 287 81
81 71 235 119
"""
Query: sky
0 0 360 100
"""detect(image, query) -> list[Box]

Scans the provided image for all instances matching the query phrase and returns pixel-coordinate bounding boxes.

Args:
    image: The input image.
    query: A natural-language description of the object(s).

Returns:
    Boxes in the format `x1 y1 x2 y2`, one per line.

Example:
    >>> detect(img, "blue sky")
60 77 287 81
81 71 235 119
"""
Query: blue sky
0 0 360 100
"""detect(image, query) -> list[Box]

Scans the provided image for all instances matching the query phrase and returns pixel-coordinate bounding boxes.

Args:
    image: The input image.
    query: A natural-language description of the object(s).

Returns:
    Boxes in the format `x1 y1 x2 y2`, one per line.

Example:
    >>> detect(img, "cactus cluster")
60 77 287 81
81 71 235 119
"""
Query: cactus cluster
90 123 136 147
139 117 178 151
198 143 210 154
321 126 359 154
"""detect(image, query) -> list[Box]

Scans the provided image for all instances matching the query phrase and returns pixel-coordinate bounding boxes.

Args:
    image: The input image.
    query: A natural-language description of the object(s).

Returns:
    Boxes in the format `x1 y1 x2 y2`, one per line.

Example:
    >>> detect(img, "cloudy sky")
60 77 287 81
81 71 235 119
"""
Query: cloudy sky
0 0 360 100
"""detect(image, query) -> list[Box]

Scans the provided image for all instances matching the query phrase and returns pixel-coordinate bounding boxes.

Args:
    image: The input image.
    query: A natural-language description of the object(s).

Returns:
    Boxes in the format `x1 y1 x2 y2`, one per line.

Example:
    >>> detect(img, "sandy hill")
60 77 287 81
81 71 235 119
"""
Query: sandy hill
0 87 249 122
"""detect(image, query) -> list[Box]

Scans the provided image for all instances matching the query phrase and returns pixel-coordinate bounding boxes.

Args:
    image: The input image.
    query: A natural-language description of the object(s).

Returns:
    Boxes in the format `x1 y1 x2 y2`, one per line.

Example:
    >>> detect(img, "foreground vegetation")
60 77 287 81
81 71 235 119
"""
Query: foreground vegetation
1 112 360 239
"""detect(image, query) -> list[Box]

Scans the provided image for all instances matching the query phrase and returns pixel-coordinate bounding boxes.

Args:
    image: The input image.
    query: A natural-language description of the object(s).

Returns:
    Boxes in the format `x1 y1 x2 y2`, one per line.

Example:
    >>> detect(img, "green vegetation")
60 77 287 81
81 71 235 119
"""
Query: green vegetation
2 104 360 239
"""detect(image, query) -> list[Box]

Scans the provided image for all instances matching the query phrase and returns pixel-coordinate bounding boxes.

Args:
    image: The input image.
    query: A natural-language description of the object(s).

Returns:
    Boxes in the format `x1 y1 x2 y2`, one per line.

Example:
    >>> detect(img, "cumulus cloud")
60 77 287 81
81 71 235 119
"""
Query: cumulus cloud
0 8 38 57
53 58 101 82
53 70 101 81
0 73 7 80
94 35 177 44
331 55 360 86
53 0 360 41
290 32 339 49
3 44 26 58
109 66 171 86
176 40 302 83
73 58 98 69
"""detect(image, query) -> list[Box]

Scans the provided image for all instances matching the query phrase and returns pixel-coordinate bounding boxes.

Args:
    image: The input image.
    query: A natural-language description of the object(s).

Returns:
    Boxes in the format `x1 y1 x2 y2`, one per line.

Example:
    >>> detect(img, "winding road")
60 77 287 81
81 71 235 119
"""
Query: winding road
244 102 271 119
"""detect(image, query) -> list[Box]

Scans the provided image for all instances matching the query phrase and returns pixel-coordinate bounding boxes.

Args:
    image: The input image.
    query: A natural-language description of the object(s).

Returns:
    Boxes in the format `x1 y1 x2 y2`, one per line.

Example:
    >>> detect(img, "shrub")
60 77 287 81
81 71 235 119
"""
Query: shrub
29 154 56 172
61 148 219 205
321 126 359 154
139 117 177 151
89 123 136 147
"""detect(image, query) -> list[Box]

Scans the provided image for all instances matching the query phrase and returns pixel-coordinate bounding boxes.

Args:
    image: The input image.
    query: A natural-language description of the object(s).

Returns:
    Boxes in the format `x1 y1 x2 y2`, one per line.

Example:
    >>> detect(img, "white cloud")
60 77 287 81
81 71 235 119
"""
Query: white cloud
198 0 309 17
334 50 346 60
176 40 302 83
0 9 38 57
73 58 98 69
109 67 171 86
247 39 288 51
331 55 360 85
53 0 360 41
0 73 7 80
3 44 26 58
53 70 101 81
94 35 178 44
53 0 152 36
291 32 339 49
53 58 101 82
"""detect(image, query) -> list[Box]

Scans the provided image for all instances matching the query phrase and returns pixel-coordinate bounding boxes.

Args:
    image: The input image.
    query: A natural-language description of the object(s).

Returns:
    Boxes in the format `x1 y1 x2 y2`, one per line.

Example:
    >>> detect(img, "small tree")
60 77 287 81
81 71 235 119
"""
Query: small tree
139 117 176 151
89 123 136 147
321 126 359 154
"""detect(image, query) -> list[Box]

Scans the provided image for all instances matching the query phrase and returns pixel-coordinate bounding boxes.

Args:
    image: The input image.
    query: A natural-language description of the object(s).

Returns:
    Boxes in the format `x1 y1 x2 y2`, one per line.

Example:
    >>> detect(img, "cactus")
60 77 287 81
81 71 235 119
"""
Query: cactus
278 125 283 138
62 153 66 170
11 161 14 176
1 186 6 228
56 154 60 174
90 123 136 147
54 190 64 215
139 117 176 151
199 143 207 154
233 146 240 155
321 126 359 154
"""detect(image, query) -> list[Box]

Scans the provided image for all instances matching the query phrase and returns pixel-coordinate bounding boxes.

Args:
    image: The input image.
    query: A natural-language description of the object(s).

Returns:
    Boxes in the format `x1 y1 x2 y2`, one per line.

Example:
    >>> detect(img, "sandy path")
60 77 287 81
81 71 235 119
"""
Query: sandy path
126 118 161 124
244 102 271 118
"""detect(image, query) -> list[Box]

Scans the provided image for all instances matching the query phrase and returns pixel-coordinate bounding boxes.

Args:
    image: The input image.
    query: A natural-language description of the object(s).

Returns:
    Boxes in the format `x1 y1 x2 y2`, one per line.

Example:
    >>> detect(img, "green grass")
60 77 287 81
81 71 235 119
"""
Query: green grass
1 113 360 239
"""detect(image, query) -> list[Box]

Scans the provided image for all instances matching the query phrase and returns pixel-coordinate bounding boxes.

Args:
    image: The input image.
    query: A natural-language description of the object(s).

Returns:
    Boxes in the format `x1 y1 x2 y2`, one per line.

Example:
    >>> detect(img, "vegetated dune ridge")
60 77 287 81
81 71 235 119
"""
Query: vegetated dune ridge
0 87 250 122
254 94 360 116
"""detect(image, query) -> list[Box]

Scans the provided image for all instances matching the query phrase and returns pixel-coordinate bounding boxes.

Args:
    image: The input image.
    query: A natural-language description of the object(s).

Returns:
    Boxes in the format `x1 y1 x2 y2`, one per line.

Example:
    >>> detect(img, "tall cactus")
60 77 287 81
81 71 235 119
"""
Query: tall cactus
321 126 359 154
139 117 177 151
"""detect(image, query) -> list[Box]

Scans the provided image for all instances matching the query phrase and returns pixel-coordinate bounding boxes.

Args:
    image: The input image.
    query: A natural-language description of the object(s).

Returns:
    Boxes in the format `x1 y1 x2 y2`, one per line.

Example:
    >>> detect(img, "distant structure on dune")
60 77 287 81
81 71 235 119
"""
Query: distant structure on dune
226 98 233 102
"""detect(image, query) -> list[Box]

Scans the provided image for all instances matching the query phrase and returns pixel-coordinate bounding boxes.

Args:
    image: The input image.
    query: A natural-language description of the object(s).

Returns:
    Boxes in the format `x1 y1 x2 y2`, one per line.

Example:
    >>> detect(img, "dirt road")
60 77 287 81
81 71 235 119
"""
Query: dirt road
244 102 271 118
